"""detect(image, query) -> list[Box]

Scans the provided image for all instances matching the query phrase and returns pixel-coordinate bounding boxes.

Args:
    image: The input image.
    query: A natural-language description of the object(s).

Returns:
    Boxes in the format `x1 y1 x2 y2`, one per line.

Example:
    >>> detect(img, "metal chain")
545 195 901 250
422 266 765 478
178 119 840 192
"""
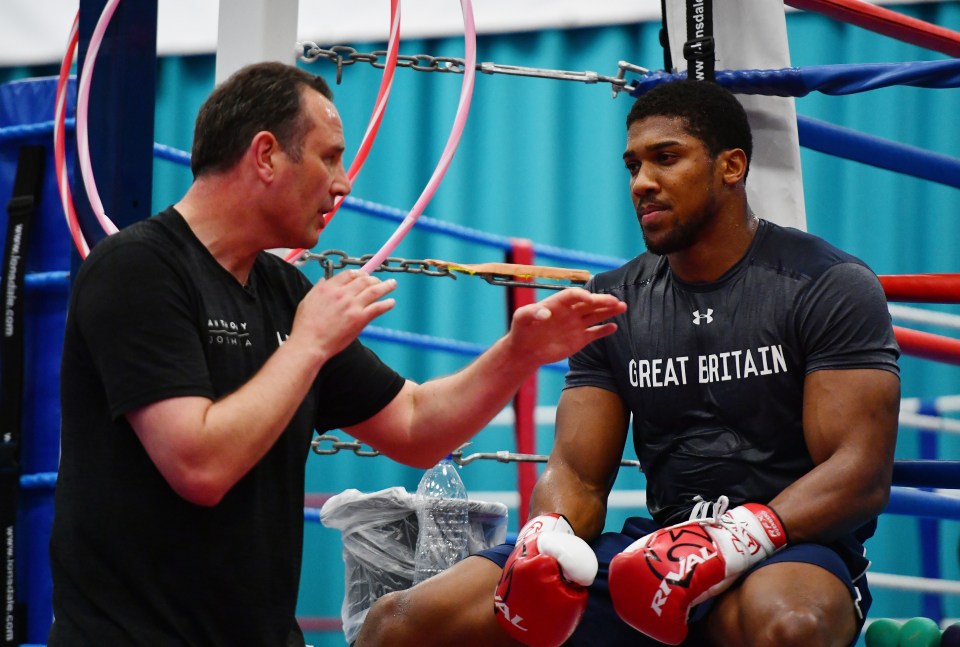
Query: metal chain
300 250 580 290
453 447 642 470
298 42 648 97
300 249 457 280
311 434 382 457
310 435 643 470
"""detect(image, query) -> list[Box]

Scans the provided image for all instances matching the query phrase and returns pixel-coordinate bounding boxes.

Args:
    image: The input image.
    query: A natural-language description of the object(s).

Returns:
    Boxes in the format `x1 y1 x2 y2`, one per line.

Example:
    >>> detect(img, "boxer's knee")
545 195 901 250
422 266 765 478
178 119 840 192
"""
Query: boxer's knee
706 576 856 647
736 595 854 647
757 607 830 647
355 590 419 646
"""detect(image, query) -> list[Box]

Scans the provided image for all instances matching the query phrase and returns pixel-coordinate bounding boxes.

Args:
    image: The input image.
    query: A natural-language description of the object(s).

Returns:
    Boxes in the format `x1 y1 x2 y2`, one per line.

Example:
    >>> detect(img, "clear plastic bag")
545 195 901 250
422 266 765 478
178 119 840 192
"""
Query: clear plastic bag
320 487 508 644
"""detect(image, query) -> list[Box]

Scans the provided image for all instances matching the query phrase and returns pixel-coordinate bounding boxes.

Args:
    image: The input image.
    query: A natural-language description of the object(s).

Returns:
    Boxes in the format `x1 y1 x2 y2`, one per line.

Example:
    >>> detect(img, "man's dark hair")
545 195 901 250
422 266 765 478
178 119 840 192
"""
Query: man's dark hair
190 62 334 178
626 80 753 176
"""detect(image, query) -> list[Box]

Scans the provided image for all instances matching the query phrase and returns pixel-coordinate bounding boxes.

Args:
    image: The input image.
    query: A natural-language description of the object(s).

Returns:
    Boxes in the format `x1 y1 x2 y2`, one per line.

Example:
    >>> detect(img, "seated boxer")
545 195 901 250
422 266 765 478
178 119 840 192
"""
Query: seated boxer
354 80 900 647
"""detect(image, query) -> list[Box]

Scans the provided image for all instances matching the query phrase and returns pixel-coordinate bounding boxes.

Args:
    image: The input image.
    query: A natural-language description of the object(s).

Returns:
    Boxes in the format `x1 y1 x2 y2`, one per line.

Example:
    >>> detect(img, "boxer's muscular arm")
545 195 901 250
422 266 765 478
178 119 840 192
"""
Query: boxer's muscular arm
769 367 901 542
492 386 627 647
531 386 630 540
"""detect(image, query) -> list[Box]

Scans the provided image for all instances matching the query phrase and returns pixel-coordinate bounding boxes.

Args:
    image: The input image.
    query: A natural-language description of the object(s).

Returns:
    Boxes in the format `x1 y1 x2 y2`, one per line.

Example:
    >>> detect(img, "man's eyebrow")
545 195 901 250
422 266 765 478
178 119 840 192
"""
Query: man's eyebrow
623 139 683 160
646 139 683 151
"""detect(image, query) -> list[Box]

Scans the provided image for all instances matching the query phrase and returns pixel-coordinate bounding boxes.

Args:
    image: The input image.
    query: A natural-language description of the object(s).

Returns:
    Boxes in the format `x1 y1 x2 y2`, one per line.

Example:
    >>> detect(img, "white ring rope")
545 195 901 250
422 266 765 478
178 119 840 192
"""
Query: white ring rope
902 395 960 414
868 572 960 596
899 411 960 436
889 304 960 331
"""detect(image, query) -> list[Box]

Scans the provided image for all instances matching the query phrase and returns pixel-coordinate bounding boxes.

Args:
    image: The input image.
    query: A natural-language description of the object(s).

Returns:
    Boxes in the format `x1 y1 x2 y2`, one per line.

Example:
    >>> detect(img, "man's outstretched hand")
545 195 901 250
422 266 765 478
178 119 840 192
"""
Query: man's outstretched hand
505 288 625 367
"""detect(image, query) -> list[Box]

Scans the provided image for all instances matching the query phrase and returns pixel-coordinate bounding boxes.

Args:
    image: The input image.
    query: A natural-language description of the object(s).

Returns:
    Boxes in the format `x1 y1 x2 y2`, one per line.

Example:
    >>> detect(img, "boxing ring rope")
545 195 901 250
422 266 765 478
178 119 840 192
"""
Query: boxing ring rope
784 0 960 58
890 305 960 331
883 275 960 304
903 395 960 414
631 59 960 98
797 115 960 190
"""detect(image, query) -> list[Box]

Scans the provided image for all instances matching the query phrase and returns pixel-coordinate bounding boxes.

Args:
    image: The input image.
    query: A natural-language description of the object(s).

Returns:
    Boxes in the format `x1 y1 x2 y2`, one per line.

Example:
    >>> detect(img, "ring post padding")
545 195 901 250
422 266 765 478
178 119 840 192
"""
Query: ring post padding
0 77 74 643
662 0 807 231
507 239 537 527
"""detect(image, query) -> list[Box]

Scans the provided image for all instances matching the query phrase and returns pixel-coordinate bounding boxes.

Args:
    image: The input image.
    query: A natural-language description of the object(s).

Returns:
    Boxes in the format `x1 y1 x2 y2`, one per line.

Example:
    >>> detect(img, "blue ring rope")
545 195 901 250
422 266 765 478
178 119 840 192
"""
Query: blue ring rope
29 463 956 492
362 325 568 373
22 469 960 521
797 115 960 189
892 459 960 489
627 59 960 98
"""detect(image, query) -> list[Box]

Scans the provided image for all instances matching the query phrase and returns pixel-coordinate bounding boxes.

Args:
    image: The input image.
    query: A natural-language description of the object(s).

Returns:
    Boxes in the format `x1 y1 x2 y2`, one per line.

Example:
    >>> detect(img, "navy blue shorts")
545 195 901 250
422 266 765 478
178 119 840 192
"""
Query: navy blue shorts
477 516 872 647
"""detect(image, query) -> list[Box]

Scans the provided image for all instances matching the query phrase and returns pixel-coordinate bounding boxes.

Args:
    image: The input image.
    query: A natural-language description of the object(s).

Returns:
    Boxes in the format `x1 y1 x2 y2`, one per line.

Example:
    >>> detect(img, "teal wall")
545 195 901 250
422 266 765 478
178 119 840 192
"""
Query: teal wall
4 3 959 645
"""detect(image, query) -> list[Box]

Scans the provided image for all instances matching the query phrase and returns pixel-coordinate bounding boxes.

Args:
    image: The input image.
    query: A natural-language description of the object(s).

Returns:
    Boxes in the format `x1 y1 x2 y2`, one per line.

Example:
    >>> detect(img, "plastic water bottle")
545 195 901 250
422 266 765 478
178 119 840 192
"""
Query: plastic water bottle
412 455 469 584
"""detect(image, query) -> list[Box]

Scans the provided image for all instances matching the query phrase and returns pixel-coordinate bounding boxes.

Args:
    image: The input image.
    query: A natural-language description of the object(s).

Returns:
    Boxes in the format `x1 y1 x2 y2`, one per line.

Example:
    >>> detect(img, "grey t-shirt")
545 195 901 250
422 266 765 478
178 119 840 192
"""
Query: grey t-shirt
567 219 899 527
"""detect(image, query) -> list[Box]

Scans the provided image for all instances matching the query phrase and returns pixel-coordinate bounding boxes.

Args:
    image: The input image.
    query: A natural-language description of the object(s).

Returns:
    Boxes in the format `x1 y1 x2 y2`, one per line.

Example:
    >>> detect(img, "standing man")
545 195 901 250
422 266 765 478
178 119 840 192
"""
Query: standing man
356 80 901 647
48 62 626 646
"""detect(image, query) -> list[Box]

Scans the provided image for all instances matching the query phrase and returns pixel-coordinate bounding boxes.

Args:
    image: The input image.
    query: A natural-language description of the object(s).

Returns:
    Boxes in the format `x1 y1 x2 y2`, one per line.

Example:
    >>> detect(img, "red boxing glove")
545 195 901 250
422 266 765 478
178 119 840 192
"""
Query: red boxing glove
493 513 598 647
608 500 787 646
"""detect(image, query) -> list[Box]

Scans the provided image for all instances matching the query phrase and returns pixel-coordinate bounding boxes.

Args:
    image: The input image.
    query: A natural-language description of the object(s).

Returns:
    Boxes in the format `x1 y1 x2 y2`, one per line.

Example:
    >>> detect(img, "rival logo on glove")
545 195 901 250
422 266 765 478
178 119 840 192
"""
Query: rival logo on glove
609 502 787 646
648 527 719 586
641 525 721 616
493 593 527 632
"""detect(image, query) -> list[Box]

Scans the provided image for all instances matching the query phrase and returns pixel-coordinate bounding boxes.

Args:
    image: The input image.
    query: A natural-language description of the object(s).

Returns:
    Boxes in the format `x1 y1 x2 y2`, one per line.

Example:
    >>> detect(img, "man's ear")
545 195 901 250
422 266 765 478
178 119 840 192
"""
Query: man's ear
719 148 748 186
251 131 280 182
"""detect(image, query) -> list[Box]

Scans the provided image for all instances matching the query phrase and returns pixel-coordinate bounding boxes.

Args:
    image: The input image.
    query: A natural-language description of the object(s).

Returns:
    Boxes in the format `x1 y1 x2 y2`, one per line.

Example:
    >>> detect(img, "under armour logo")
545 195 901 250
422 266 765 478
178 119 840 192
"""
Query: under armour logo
692 309 714 325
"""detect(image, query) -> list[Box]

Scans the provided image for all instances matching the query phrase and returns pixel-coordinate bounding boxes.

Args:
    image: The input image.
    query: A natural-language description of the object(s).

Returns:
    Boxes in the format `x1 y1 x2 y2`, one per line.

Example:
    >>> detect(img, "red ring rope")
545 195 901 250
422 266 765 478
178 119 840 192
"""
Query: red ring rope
879 274 960 304
894 326 960 367
785 0 960 58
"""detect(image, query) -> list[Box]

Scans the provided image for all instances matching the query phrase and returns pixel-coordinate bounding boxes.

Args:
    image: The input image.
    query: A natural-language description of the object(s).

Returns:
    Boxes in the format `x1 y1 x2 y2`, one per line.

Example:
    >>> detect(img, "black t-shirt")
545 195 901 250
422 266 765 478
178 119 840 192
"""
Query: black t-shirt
567 220 899 532
50 208 406 646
